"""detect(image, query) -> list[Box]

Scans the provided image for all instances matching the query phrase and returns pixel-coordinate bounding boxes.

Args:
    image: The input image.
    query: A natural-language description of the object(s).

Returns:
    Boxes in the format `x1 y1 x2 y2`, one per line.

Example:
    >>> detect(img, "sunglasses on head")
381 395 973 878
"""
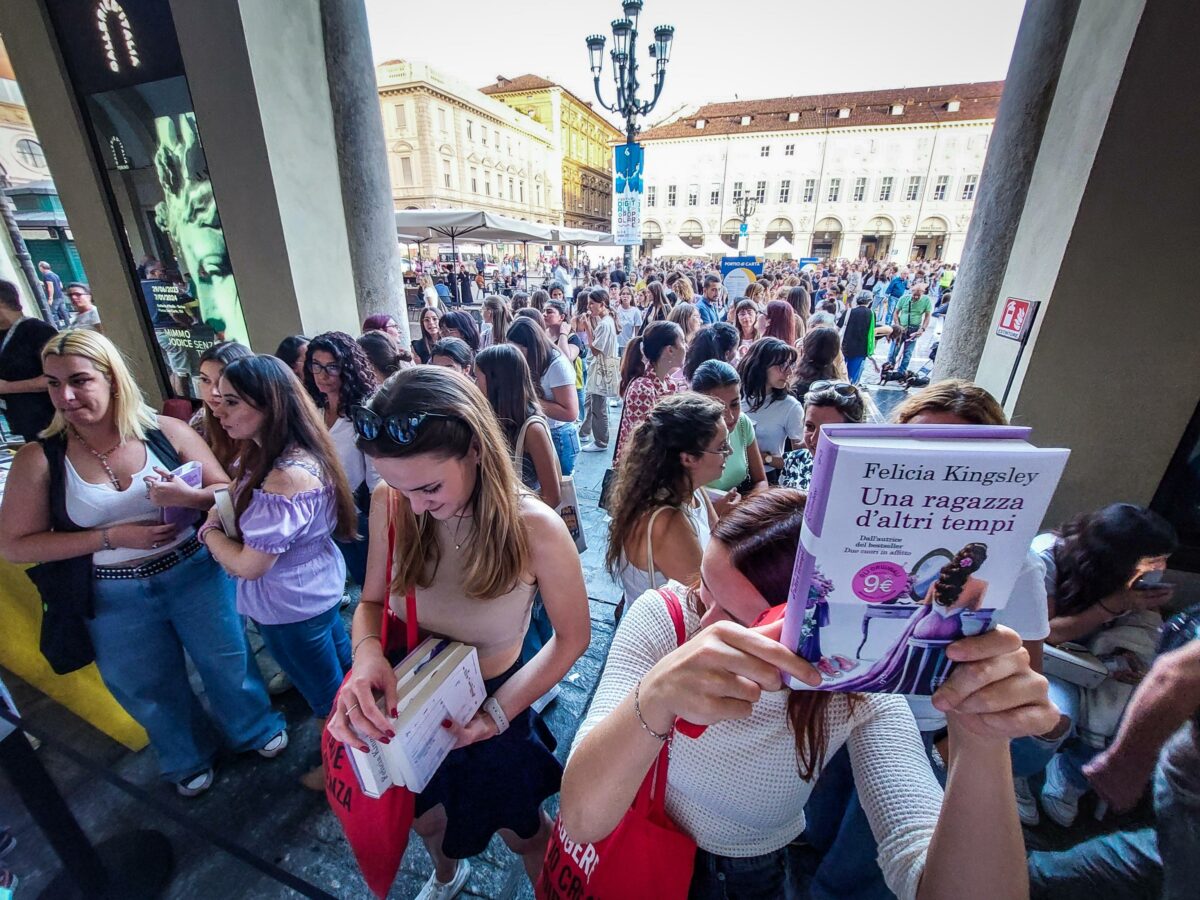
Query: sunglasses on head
351 405 451 444
807 380 858 397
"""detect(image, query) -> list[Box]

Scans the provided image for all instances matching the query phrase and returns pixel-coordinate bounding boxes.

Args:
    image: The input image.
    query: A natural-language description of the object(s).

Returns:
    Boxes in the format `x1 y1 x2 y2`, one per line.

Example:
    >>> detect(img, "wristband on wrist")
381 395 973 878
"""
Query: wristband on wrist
1098 598 1123 616
633 679 671 741
482 696 509 735
197 522 218 547
100 527 113 551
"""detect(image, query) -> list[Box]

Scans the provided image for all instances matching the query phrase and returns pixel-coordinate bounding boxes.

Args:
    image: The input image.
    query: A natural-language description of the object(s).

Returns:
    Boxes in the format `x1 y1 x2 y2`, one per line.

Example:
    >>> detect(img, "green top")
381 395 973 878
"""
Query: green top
896 293 932 327
707 412 757 492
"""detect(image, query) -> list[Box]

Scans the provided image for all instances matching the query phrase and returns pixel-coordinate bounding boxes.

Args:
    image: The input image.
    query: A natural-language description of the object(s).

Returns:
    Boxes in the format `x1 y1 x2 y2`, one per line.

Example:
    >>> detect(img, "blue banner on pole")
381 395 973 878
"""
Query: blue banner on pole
613 143 644 246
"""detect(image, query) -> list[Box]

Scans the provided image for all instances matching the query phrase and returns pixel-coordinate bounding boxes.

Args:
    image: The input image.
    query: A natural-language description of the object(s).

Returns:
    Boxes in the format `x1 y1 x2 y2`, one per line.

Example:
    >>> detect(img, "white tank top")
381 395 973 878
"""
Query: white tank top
618 490 713 600
64 442 192 565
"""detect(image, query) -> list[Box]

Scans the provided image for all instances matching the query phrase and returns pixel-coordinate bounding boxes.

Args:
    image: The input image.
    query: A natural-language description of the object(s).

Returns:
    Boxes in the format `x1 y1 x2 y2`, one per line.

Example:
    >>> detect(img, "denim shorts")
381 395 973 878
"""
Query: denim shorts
550 422 581 476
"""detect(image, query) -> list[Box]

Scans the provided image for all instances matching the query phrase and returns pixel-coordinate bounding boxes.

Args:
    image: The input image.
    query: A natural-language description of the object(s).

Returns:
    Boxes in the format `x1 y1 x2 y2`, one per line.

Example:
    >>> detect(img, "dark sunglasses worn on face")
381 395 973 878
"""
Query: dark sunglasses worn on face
352 405 451 444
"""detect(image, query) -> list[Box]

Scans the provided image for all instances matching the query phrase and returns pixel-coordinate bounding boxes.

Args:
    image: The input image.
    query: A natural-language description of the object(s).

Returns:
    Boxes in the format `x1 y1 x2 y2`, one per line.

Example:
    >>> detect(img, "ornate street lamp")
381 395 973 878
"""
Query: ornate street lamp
586 1 675 267
733 194 758 254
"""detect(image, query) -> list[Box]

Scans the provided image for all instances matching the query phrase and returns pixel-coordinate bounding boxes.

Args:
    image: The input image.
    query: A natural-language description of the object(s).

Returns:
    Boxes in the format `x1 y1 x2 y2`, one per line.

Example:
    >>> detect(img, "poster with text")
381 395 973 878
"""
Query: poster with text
613 142 644 246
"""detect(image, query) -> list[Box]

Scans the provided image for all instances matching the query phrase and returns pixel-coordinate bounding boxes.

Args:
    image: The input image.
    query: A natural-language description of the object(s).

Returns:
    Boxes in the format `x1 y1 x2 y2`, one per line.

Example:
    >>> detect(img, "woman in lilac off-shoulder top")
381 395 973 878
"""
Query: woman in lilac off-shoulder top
201 357 360 769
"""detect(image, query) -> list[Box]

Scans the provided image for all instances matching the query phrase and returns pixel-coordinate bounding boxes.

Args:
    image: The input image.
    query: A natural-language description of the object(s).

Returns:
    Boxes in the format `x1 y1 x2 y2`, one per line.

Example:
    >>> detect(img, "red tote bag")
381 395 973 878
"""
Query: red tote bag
322 505 421 898
536 588 697 900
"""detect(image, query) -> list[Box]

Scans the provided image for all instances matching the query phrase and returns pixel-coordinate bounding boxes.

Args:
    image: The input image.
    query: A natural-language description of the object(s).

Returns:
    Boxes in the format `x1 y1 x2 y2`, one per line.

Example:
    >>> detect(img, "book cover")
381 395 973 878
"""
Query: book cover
160 460 203 528
347 640 485 796
781 425 1069 694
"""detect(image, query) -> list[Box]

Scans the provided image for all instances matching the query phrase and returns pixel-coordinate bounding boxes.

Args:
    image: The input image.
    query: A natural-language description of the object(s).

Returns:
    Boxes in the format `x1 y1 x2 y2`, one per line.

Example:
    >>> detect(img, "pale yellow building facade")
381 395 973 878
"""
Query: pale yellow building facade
376 60 561 224
480 74 622 232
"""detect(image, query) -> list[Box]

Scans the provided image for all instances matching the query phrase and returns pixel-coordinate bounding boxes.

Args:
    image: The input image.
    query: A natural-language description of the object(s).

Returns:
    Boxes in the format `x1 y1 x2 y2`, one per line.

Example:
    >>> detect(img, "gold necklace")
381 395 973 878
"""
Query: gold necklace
70 426 124 490
449 510 472 551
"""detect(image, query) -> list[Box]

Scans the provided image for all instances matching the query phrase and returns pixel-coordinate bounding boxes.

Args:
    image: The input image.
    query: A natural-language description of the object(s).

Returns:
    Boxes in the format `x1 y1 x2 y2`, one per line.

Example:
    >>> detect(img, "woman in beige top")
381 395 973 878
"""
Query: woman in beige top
327 366 590 896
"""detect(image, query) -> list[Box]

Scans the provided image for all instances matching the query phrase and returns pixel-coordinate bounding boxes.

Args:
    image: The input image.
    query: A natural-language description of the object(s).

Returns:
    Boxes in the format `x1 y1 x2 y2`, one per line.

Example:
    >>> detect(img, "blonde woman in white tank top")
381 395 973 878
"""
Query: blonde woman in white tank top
0 331 284 798
606 393 731 619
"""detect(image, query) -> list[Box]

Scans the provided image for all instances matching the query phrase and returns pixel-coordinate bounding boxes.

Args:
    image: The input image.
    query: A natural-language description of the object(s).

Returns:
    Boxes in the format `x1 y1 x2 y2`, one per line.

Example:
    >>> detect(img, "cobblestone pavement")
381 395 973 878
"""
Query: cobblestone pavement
0 410 624 899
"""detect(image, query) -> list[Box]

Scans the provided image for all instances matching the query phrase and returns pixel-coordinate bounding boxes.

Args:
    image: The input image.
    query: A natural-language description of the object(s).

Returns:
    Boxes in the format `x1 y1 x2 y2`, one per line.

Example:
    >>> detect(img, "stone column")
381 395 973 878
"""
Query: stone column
934 0 1081 380
319 0 408 343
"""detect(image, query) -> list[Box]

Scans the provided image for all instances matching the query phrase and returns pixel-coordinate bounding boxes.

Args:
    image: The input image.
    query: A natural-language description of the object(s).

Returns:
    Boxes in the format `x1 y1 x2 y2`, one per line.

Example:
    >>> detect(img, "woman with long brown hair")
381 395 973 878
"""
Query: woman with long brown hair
762 298 798 347
327 367 590 894
564 490 1059 900
640 280 672 331
480 294 513 349
205 355 358 786
193 340 252 471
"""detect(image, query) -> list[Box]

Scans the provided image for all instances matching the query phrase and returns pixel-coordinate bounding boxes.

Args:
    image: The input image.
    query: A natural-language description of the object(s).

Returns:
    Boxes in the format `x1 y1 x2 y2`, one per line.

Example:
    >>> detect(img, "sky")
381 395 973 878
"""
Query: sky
365 0 1025 128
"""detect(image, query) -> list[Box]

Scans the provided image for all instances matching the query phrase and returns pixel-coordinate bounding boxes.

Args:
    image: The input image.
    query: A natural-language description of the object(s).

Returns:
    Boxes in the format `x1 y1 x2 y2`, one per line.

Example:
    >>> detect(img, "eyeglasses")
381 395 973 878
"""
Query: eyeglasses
807 380 858 397
351 406 451 444
309 361 343 377
700 442 733 458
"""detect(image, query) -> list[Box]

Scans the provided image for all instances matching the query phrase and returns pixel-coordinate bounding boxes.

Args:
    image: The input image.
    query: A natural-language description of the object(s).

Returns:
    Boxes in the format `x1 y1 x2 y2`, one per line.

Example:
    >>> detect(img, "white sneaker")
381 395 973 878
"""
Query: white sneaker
415 859 471 900
176 767 215 797
1014 776 1040 826
581 442 607 453
1040 754 1086 827
257 730 289 759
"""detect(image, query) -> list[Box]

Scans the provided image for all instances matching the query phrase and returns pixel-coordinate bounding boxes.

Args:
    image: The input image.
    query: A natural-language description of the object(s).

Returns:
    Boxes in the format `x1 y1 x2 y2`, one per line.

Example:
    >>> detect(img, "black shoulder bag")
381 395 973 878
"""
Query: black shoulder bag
27 428 180 674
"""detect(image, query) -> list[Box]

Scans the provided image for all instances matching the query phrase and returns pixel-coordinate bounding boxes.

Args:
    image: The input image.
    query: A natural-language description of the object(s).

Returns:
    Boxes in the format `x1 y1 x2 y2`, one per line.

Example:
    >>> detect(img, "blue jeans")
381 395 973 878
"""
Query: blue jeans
801 746 897 900
846 356 867 385
887 332 918 372
256 603 351 718
690 846 798 899
87 547 283 782
1011 675 1075 778
520 593 554 664
334 508 370 587
550 423 581 476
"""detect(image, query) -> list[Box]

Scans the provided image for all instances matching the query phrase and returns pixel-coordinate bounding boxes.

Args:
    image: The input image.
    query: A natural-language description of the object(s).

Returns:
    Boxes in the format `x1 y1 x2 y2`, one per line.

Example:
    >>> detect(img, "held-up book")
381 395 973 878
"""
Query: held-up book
349 638 486 797
159 460 203 528
780 425 1069 694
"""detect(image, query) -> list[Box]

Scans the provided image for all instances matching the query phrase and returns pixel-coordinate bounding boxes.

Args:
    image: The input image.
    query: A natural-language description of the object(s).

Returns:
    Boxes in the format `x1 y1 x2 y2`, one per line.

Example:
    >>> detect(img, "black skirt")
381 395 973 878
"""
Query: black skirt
414 660 561 859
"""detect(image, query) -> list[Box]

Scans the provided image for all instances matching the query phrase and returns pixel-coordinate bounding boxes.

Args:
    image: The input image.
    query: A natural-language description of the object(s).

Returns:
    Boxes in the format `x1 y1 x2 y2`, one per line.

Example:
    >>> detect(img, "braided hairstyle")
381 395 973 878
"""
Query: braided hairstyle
929 542 989 607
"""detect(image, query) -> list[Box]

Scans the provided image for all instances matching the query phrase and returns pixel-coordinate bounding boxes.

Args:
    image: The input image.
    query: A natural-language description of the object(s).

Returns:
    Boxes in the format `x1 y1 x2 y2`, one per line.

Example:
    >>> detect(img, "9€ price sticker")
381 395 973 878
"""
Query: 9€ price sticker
851 561 908 603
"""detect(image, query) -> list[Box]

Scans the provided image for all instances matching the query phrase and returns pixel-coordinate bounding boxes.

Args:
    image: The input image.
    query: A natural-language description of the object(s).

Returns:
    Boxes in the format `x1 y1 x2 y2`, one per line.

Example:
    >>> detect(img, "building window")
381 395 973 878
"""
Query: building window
760 145 770 158
853 177 867 202
879 176 894 202
470 168 478 193
905 176 922 201
14 139 46 169
710 183 721 205
497 173 503 198
827 177 841 202
520 180 525 202
392 104 407 131
438 108 448 131
481 125 488 146
536 183 542 205
509 177 515 199
961 174 979 200
732 181 744 202
485 176 492 196
890 104 904 115
755 181 767 203
838 107 851 119
778 180 791 203
667 184 677 206
442 159 452 188
785 143 795 156
946 100 961 112
399 156 413 186
687 183 699 206
803 178 816 203
933 174 950 201
647 186 657 206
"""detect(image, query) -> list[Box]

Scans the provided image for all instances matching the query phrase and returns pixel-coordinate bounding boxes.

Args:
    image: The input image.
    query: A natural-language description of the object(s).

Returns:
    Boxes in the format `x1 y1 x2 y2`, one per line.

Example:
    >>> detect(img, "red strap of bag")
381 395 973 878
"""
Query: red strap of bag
380 491 419 654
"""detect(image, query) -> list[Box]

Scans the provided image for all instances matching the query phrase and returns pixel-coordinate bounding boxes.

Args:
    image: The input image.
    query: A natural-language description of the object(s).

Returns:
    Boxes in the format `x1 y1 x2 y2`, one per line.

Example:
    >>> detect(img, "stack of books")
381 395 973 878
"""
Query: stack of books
348 638 485 797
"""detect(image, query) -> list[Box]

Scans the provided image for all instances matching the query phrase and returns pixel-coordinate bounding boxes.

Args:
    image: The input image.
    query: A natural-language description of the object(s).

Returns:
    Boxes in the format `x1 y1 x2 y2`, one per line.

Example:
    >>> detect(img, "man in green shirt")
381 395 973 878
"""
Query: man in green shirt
887 283 932 372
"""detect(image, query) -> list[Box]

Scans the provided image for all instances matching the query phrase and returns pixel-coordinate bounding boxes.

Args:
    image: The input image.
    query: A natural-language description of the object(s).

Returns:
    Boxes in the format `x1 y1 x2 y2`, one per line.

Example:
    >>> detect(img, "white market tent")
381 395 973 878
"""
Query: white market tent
653 235 708 258
764 236 797 257
700 234 737 256
553 225 614 246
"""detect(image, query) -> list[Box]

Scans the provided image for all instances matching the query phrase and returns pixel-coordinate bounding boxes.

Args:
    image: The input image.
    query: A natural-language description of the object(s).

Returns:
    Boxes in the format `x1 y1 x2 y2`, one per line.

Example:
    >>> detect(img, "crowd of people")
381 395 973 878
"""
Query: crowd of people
0 251 1194 900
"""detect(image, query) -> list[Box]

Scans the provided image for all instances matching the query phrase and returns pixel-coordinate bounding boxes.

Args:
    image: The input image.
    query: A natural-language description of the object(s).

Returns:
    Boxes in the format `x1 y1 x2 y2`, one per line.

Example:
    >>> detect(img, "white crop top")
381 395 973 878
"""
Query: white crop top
64 442 192 565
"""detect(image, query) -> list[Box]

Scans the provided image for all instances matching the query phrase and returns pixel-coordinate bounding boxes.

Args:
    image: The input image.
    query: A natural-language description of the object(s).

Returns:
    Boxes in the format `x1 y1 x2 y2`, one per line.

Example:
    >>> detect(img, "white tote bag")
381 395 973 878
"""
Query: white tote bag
515 416 587 553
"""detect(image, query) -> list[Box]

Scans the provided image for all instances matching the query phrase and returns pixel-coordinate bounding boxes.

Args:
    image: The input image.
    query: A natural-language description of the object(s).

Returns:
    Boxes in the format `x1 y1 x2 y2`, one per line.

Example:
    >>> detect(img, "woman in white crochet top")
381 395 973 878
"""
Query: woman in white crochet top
565 489 1058 900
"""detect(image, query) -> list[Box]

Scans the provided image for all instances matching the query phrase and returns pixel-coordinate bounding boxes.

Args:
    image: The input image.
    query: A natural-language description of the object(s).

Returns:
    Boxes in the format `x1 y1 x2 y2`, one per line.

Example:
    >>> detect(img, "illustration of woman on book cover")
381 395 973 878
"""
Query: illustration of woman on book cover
799 569 859 680
833 542 993 693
